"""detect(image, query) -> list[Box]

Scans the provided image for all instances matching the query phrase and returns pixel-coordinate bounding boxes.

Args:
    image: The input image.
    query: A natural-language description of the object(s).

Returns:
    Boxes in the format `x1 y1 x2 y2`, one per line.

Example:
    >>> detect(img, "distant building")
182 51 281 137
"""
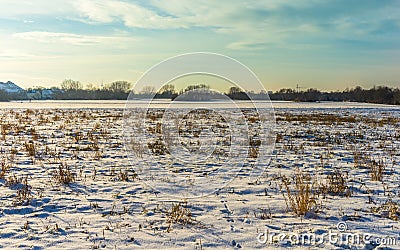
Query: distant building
41 89 56 99
26 89 41 100
27 88 58 100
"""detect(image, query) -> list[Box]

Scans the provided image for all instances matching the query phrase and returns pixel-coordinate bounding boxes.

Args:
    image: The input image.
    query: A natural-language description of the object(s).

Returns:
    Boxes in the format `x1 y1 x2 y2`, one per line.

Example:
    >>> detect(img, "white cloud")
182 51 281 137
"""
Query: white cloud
13 31 137 46
3 0 366 51
3 0 398 54
74 0 115 23
0 0 74 17
74 0 190 29
73 0 256 30
72 0 289 49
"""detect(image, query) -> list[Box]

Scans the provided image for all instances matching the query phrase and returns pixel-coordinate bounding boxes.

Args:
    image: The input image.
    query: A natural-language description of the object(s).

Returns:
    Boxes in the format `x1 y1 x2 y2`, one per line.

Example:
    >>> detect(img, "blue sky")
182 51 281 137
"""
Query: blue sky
0 0 399 91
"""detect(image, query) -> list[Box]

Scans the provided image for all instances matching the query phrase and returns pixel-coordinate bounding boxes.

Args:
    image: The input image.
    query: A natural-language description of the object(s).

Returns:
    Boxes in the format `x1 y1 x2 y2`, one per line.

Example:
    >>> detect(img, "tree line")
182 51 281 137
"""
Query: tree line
267 86 400 105
1 79 399 105
52 79 133 100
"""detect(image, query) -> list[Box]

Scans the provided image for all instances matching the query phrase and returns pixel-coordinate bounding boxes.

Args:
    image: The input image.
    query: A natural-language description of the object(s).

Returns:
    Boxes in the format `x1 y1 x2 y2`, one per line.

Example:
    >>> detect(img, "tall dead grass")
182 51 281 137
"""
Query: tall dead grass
281 170 320 216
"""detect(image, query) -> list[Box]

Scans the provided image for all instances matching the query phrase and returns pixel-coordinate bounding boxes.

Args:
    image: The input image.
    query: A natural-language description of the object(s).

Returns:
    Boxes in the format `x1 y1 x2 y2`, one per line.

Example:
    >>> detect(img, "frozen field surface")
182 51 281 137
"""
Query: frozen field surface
0 101 399 249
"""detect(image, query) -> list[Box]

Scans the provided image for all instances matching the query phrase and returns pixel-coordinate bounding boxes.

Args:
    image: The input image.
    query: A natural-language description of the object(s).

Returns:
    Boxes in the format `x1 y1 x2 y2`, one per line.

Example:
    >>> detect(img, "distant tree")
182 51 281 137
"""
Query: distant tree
85 83 97 91
228 86 241 95
305 88 322 102
61 79 83 91
107 81 132 93
155 84 175 99
393 90 400 105
184 84 209 92
159 84 175 94
141 86 156 95
227 86 250 100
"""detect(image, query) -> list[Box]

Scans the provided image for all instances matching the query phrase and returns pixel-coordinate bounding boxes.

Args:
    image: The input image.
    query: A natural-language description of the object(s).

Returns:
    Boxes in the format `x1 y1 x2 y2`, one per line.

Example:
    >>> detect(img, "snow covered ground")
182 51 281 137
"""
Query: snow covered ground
0 102 399 249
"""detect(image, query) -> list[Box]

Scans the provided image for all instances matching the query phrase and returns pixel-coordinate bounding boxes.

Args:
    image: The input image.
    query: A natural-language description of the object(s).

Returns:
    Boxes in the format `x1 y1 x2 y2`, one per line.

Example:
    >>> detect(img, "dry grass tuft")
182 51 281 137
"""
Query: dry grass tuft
1 123 11 140
0 160 10 179
319 169 351 197
5 174 33 206
6 173 23 187
117 170 129 181
372 200 399 221
281 171 320 216
369 158 385 181
166 202 196 232
24 141 36 157
147 138 168 155
13 176 32 206
52 163 75 184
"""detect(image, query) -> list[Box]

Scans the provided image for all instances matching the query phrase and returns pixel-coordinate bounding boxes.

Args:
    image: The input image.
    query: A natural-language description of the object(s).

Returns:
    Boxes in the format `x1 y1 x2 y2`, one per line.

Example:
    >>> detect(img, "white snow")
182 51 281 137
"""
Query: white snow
0 101 399 249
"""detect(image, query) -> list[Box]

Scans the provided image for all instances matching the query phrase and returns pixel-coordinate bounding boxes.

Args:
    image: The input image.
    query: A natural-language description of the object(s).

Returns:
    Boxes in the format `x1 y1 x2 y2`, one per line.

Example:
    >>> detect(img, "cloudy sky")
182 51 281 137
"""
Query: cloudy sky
0 0 399 91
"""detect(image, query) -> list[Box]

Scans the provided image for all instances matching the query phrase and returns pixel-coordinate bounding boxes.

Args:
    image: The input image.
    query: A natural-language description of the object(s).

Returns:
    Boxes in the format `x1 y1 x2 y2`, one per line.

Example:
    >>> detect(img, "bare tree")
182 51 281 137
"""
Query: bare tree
141 86 156 95
159 84 175 94
107 81 132 93
61 79 83 91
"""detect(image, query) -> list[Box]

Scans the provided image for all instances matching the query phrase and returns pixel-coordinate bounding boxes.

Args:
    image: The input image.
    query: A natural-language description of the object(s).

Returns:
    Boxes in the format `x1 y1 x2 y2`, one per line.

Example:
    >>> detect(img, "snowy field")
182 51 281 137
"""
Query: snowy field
0 101 399 249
